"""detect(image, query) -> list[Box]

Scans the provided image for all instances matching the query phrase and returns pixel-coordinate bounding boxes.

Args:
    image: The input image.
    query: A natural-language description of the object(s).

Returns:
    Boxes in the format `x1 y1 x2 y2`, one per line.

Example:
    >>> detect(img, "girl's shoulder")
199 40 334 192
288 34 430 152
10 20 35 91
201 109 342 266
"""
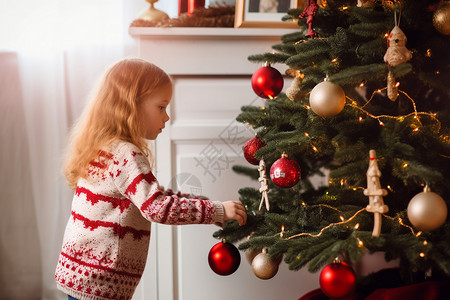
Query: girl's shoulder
111 140 142 154
110 140 148 162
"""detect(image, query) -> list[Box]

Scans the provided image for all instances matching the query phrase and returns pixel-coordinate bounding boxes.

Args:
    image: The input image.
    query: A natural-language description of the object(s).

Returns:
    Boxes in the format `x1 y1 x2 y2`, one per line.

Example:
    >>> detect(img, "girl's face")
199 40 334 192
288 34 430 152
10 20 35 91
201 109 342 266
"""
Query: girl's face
138 83 172 140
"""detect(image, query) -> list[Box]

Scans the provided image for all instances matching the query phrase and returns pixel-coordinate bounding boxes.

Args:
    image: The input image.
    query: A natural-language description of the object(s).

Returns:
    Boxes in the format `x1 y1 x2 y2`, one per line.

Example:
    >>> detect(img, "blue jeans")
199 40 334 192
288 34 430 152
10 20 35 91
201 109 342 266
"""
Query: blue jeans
68 296 78 300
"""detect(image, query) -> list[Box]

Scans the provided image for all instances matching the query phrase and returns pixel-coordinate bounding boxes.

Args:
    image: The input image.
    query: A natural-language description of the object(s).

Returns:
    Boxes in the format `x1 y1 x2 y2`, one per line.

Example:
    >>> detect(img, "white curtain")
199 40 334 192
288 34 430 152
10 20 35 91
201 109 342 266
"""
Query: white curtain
0 1 142 299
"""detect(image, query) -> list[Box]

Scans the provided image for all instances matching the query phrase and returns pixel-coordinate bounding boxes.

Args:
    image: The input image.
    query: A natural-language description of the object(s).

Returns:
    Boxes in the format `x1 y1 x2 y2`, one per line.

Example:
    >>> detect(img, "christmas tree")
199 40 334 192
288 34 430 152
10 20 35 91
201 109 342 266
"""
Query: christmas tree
214 0 450 298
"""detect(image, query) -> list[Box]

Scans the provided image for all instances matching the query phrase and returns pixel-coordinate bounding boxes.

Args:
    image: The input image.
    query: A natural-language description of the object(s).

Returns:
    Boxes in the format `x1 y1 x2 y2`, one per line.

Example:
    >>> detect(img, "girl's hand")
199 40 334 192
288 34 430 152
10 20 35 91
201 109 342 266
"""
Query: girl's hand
222 201 247 226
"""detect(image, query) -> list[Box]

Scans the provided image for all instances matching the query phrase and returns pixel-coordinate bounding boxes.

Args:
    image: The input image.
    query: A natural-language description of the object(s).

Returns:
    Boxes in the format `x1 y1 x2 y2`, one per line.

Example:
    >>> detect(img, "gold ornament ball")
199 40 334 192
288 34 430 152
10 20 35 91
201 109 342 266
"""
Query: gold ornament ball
245 248 262 264
407 188 448 231
433 3 450 35
309 80 346 117
251 251 280 280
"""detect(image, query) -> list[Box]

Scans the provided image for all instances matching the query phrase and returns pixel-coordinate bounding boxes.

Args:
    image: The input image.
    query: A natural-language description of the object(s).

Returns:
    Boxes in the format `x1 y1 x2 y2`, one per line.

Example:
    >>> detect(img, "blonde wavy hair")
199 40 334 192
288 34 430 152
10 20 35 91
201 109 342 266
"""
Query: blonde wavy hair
64 58 171 189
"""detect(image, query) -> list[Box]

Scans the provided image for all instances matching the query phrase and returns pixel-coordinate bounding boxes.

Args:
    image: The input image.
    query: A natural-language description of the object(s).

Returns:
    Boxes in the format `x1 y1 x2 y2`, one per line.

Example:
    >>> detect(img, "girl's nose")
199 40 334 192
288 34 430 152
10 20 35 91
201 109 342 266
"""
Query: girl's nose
164 111 170 122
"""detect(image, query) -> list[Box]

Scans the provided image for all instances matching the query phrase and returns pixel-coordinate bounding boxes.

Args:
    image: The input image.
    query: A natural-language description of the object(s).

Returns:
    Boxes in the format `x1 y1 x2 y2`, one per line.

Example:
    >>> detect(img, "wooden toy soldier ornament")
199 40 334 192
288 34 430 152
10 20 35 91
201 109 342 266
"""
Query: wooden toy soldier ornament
258 159 270 211
364 150 389 237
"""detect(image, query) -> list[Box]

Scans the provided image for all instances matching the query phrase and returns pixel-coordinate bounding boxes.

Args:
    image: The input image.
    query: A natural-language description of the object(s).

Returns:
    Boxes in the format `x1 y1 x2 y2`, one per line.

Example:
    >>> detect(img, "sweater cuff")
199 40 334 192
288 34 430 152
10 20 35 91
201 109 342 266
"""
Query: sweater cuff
212 201 224 227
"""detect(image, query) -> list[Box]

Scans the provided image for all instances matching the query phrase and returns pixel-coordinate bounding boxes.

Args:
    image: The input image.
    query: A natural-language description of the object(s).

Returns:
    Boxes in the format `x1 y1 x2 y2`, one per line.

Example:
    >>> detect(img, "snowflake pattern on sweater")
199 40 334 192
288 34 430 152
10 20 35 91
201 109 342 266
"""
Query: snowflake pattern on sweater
55 141 224 300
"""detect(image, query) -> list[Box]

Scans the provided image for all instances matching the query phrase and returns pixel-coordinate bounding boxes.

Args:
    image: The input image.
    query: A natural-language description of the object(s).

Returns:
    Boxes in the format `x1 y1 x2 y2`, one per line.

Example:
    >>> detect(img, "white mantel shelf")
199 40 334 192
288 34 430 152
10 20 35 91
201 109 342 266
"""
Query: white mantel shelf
129 27 296 75
128 26 298 38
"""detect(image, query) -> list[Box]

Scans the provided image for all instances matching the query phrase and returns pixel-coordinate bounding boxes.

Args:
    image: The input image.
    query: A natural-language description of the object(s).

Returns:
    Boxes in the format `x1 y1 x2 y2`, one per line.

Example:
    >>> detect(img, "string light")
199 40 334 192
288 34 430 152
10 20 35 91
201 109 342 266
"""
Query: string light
356 238 364 247
280 225 285 237
419 252 426 258
285 208 366 240
345 89 441 132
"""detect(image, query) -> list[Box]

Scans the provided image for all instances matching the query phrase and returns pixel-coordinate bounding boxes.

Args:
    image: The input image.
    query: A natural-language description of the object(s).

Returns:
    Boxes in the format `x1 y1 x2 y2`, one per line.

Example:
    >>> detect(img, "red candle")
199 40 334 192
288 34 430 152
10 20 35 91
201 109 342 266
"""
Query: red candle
188 0 205 15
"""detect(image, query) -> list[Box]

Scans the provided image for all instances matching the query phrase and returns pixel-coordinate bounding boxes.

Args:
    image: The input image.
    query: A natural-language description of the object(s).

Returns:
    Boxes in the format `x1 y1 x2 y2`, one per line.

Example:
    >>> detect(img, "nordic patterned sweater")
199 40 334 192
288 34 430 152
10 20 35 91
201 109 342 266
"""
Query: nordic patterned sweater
55 141 224 300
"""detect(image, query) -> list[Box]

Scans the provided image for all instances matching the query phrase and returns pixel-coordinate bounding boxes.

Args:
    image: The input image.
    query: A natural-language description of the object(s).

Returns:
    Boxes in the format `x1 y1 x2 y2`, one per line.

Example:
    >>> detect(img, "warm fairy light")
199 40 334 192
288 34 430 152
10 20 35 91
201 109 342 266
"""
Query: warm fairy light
423 240 428 246
384 33 389 38
340 179 344 186
268 95 274 100
419 252 425 258
340 6 349 10
331 58 338 63
304 105 311 110
426 49 432 57
339 216 345 222
402 163 408 168
387 185 392 191
436 70 440 75
354 223 360 230
296 255 301 260
359 116 363 122
346 89 441 133
261 106 266 110
280 225 285 237
359 82 365 87
312 145 318 152
413 127 419 132
379 120 385 126
416 231 423 237
304 132 310 137
286 208 366 240
395 82 400 87
302 201 306 206
357 238 364 247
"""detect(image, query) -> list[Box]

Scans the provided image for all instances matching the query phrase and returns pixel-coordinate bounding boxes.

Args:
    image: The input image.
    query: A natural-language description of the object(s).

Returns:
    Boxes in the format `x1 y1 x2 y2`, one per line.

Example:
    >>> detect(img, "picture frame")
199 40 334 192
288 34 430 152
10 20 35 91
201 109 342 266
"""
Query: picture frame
235 0 303 28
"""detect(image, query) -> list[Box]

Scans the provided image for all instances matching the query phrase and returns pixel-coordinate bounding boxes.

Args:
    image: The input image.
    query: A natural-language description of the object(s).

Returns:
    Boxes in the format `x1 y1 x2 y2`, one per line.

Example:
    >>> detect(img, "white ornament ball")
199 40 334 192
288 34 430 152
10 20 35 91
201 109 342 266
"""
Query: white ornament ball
309 80 346 117
251 250 280 280
407 187 448 231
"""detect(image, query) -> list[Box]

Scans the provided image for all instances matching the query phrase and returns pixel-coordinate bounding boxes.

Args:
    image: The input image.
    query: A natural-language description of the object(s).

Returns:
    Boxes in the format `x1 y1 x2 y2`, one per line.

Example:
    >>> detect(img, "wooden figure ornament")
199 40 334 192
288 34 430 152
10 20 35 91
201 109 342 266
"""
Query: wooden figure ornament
299 0 319 38
258 159 270 211
363 150 389 237
384 25 412 67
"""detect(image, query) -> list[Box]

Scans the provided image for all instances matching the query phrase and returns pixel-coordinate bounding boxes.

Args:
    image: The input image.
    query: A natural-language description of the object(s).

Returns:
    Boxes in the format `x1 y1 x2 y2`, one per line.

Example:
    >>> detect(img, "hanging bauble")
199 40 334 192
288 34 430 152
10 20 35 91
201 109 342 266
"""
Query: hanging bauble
407 186 448 231
251 249 280 280
309 79 346 118
208 240 241 276
319 262 357 298
251 64 284 99
270 153 301 188
245 248 262 264
433 2 450 35
243 136 266 165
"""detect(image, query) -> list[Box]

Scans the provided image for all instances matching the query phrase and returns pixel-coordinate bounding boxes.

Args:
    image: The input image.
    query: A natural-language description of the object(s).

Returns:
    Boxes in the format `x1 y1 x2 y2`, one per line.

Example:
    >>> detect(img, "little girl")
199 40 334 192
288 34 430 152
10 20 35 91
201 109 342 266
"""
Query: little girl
55 58 247 300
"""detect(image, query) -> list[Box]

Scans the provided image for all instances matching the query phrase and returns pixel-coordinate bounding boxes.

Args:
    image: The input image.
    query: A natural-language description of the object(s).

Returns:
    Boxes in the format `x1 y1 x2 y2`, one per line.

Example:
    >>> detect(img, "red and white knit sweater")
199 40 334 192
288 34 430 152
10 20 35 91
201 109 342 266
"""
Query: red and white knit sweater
55 141 224 300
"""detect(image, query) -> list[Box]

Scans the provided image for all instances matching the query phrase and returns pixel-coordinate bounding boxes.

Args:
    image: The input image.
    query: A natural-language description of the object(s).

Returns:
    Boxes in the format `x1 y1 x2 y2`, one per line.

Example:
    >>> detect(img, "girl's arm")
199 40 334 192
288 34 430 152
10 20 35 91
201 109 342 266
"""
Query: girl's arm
111 143 246 226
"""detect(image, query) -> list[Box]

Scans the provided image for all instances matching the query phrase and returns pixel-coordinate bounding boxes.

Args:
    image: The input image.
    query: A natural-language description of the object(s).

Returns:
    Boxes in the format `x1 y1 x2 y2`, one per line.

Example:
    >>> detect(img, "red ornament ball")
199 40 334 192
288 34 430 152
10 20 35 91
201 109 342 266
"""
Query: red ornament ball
269 154 301 188
208 241 241 276
251 65 284 99
243 136 266 165
319 263 356 298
